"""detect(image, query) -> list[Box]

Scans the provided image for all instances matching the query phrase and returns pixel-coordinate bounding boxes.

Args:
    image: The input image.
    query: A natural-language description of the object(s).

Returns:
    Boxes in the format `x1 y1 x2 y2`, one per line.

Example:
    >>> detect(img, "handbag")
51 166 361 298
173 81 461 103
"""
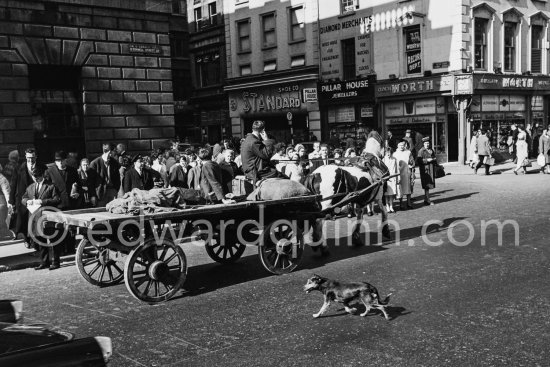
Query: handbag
434 163 446 178
522 158 532 167
537 153 546 167
483 156 495 166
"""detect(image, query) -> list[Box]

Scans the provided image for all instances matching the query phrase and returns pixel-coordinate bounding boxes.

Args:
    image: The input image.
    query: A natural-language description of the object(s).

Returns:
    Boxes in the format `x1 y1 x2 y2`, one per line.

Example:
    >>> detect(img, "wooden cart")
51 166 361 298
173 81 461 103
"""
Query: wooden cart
43 195 321 304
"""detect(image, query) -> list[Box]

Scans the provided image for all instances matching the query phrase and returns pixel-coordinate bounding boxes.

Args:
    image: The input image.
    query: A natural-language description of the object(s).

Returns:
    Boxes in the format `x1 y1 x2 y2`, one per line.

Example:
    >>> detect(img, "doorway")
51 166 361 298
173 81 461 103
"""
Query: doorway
447 114 459 161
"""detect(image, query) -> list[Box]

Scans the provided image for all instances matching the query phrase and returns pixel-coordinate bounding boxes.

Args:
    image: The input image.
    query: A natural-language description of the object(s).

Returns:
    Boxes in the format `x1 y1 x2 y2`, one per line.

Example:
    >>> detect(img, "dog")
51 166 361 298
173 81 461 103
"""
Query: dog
304 274 391 319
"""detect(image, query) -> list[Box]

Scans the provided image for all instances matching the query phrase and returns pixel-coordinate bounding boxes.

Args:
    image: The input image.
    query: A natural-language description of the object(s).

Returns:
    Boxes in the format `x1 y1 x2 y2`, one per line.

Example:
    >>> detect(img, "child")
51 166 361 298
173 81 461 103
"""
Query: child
382 147 398 213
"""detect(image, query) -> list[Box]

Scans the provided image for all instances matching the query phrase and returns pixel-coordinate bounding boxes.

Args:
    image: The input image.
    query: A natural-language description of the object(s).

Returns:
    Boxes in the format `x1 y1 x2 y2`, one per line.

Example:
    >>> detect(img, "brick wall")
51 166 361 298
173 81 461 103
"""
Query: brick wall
0 1 175 158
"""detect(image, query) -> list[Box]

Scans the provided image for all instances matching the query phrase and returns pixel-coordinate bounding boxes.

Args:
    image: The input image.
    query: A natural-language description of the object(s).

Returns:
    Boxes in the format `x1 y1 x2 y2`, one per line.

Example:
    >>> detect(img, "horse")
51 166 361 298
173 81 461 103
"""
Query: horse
303 153 390 249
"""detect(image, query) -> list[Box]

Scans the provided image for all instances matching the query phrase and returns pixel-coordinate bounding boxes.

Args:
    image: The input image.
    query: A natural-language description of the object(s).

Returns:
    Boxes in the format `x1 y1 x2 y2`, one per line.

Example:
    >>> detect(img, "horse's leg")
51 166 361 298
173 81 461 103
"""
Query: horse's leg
311 218 329 256
379 193 391 240
351 206 364 246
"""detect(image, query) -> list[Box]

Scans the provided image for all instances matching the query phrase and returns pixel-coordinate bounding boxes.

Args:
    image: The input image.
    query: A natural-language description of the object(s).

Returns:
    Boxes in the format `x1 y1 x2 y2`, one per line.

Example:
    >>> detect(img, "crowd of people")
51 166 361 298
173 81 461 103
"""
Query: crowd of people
468 123 550 175
0 122 444 269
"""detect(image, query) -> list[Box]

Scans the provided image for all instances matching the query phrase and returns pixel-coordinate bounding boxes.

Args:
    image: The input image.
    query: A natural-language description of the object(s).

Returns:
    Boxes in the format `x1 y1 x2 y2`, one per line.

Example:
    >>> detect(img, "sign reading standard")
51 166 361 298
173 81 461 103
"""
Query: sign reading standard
318 77 374 102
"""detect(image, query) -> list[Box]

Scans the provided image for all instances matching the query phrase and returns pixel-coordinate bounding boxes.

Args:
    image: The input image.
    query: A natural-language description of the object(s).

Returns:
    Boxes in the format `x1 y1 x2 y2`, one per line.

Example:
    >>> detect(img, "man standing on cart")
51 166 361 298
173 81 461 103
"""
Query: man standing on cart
241 120 280 184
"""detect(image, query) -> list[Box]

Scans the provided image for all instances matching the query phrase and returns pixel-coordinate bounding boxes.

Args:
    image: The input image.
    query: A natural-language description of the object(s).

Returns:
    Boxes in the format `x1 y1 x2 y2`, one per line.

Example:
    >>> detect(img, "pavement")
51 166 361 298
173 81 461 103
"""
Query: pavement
1 162 549 366
0 157 543 273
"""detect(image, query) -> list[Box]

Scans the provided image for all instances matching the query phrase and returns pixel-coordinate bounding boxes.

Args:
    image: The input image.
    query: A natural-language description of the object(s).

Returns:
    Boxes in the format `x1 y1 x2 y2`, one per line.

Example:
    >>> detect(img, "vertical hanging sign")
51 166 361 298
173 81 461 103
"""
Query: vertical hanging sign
405 25 421 74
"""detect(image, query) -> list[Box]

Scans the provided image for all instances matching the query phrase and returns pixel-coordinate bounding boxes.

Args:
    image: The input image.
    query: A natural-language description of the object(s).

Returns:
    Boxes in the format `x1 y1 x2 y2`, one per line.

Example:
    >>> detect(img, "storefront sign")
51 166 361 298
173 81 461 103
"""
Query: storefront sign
415 98 436 115
482 95 499 112
129 44 162 55
474 74 550 91
532 95 544 110
405 25 421 74
361 106 373 117
385 102 403 117
508 95 526 111
433 61 450 69
318 76 374 102
319 16 373 35
385 115 437 125
376 75 452 97
240 91 301 112
302 88 318 103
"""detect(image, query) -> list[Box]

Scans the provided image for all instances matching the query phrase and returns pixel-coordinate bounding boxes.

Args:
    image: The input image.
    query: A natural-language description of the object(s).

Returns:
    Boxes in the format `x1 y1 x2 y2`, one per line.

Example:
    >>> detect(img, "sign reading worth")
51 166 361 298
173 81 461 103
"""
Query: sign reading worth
129 44 162 55
376 75 453 98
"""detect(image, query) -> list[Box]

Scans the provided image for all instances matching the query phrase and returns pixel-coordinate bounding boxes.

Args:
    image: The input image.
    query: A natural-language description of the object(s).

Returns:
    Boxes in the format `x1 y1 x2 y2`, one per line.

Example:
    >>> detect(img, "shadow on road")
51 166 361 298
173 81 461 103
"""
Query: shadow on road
432 192 478 205
323 305 412 320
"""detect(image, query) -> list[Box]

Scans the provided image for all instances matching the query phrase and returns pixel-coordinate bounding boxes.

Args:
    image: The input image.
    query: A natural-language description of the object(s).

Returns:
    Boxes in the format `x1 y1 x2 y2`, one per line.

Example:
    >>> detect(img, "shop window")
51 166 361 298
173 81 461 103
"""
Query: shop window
341 0 357 15
289 6 305 42
195 52 221 87
531 25 544 73
474 18 489 70
263 60 277 72
237 19 251 53
341 38 355 80
261 12 276 49
404 25 421 75
240 64 251 76
291 55 305 68
504 22 516 72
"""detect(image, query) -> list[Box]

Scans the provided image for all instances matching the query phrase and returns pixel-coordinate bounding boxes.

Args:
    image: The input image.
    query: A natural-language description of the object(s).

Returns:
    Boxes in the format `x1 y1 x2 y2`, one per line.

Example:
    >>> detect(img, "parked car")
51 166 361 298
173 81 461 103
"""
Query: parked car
0 300 112 366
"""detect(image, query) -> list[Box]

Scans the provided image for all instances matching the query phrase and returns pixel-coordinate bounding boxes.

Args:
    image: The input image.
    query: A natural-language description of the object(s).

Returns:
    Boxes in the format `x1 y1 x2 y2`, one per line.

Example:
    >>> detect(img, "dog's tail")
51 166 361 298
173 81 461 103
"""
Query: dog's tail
377 291 392 305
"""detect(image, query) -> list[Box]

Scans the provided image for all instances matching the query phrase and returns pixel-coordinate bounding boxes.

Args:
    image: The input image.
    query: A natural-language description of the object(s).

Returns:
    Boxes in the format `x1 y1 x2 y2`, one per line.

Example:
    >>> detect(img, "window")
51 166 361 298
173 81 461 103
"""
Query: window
263 60 277 72
262 13 276 48
194 6 202 21
237 20 251 52
474 18 488 70
289 6 305 42
341 38 355 80
240 64 251 76
504 22 516 72
341 0 357 15
172 1 187 16
170 32 188 58
195 52 221 87
291 55 305 67
208 2 218 26
404 25 421 74
532 25 544 73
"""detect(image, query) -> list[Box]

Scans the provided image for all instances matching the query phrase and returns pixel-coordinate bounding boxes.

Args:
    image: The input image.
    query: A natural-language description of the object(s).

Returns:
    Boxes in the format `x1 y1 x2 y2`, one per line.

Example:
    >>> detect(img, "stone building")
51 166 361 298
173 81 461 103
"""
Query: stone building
223 0 321 143
0 0 176 160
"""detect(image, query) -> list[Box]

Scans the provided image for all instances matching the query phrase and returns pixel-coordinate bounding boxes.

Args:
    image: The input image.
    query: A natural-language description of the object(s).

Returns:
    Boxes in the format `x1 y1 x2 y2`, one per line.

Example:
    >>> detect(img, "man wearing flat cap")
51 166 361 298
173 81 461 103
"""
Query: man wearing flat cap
403 129 414 154
22 164 62 270
123 154 156 193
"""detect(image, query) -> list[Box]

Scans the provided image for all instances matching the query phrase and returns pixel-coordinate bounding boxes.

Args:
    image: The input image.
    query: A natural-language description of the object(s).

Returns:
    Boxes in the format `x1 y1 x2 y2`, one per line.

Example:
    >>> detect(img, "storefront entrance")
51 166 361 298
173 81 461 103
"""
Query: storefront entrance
448 114 459 161
243 114 307 144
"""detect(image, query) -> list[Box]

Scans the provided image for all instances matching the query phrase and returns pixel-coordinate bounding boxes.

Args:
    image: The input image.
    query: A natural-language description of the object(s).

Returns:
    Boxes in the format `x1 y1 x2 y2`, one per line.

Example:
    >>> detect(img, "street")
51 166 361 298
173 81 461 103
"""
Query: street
1 169 549 367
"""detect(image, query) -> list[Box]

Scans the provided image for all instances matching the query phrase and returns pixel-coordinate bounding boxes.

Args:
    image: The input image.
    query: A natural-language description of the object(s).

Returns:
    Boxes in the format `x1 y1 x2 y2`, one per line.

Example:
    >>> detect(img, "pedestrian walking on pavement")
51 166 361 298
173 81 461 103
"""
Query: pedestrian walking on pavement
538 129 550 174
474 129 492 175
469 130 480 168
393 141 414 210
382 148 398 213
417 137 437 206
514 125 530 175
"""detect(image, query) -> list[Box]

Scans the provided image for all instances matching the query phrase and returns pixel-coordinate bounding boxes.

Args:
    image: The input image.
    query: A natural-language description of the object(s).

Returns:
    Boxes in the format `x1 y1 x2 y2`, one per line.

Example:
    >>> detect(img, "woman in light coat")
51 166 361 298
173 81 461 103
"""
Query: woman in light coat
514 125 529 174
469 130 480 168
538 129 550 174
382 148 398 213
393 141 415 209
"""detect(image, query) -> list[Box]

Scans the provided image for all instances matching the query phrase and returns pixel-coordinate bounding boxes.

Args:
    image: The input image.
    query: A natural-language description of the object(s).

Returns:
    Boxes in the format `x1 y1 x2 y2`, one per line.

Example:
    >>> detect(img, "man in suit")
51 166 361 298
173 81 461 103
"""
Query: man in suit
123 154 156 193
240 120 277 183
90 143 120 206
310 144 330 172
22 164 61 270
188 148 228 203
46 151 79 210
474 129 492 175
9 147 37 242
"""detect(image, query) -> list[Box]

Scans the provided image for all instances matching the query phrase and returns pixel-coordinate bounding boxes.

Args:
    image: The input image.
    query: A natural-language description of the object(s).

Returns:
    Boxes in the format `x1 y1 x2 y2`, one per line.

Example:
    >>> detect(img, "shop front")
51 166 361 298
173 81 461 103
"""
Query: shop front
318 76 377 145
226 77 320 144
468 74 550 152
376 75 454 163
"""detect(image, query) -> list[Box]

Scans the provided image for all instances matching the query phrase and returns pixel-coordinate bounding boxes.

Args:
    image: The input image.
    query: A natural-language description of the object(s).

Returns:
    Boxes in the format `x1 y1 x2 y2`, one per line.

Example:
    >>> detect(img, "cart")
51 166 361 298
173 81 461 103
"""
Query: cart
43 195 321 304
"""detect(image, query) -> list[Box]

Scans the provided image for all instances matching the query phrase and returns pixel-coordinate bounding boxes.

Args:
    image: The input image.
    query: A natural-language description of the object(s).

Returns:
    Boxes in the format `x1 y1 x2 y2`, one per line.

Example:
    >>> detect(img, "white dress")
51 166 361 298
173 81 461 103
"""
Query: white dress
382 156 398 196
469 136 478 163
393 149 413 197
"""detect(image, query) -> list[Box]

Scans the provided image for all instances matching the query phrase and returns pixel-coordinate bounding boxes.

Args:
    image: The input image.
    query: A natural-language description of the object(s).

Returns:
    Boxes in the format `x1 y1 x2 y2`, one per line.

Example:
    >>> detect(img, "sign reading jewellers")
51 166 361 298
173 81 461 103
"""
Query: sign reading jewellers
318 76 375 103
474 74 550 91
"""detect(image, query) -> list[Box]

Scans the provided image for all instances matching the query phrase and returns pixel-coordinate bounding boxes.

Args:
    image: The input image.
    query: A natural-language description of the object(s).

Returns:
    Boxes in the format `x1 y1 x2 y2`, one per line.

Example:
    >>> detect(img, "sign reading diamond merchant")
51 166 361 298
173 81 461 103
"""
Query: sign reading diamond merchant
318 76 375 103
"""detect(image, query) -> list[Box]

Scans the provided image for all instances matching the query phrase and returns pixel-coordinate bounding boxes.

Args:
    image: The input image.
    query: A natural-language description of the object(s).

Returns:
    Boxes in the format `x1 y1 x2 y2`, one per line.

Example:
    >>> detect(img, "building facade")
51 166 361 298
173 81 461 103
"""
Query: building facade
186 0 229 144
0 0 176 160
224 0 321 143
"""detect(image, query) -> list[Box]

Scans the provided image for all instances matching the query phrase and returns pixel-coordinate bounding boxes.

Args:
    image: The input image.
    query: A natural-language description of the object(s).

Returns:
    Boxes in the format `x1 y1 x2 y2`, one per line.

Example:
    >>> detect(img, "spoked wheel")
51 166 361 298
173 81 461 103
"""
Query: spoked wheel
124 238 187 303
259 219 304 275
75 239 125 287
204 223 255 264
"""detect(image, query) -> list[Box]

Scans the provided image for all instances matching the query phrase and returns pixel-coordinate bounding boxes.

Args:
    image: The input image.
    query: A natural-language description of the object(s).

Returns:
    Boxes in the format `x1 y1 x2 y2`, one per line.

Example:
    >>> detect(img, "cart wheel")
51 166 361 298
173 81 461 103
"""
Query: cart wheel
259 219 304 275
124 238 187 303
75 239 125 287
204 224 251 264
